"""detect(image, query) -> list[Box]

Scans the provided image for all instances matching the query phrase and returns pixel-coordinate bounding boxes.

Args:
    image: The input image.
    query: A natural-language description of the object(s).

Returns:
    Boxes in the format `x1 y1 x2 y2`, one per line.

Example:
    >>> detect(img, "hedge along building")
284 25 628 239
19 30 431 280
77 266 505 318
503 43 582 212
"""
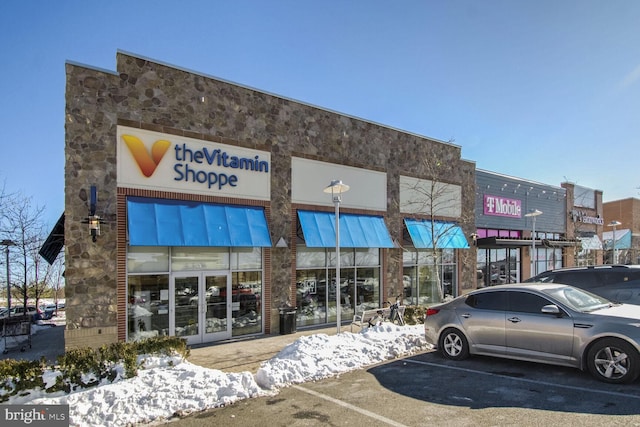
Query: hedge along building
59 51 475 350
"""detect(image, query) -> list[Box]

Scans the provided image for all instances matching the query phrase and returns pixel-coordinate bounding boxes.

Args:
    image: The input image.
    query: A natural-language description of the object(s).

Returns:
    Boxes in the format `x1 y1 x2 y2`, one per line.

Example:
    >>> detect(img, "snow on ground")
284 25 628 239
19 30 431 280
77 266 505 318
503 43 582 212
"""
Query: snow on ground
4 323 430 426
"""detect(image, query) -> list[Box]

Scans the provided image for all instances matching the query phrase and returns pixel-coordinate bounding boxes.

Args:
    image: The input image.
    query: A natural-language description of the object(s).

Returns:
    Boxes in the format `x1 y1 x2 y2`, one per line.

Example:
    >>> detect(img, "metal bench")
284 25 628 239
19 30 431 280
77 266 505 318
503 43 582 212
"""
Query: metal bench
351 308 390 332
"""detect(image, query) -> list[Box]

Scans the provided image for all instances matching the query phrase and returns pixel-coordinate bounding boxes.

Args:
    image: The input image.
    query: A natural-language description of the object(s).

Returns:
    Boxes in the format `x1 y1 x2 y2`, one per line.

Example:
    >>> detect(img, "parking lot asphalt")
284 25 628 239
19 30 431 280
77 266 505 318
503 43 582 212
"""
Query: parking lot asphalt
169 350 640 427
0 319 66 364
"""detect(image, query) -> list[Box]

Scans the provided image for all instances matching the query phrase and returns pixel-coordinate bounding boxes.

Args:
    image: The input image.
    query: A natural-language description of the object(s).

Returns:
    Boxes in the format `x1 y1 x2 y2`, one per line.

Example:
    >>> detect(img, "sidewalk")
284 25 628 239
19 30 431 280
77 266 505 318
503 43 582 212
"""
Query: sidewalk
187 324 341 373
1 312 344 374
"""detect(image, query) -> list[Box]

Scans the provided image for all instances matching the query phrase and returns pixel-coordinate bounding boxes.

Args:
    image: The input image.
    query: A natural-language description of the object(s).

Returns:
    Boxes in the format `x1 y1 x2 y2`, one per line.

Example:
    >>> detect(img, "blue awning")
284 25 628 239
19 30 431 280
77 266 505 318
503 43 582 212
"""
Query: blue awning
404 219 469 249
127 197 272 247
603 229 631 250
298 210 394 248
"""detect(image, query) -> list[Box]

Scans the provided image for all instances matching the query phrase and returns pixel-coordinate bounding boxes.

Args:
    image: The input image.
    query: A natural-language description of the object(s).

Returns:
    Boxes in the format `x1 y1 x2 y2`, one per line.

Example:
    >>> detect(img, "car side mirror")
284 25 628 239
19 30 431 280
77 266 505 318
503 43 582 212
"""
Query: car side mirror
541 304 562 317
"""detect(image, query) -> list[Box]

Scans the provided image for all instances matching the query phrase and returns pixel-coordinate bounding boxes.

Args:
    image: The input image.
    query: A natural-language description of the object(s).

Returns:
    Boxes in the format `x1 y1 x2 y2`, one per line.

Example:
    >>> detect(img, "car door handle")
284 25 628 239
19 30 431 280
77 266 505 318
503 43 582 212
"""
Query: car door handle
508 317 521 323
461 313 471 318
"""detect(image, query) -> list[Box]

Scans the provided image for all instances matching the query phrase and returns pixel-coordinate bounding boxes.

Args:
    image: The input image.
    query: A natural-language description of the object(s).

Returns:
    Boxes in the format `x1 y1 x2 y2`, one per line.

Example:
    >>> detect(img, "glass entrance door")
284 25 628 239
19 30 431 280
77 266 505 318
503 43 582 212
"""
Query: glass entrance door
171 272 231 345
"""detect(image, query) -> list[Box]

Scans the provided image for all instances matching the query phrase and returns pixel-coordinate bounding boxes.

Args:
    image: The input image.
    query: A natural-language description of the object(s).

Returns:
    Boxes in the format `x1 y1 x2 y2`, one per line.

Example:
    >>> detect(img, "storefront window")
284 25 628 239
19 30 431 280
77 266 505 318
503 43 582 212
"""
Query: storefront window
476 250 487 288
403 248 459 306
296 246 382 327
576 250 597 266
297 247 326 268
296 269 328 326
127 274 169 341
231 247 263 270
476 248 520 288
535 247 562 274
171 247 229 271
232 271 262 336
128 246 264 342
128 247 169 273
355 248 379 266
327 248 355 268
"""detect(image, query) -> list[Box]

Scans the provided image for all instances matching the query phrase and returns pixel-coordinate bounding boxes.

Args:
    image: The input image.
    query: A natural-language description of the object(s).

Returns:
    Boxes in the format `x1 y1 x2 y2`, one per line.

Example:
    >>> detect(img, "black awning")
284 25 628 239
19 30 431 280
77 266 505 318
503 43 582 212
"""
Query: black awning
476 236 577 249
39 213 64 264
542 239 578 248
476 237 536 248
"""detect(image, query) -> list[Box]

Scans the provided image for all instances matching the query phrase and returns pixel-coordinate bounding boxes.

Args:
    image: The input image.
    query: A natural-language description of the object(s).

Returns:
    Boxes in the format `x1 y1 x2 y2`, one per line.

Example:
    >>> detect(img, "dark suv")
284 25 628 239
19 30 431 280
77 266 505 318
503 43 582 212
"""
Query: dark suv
524 265 640 305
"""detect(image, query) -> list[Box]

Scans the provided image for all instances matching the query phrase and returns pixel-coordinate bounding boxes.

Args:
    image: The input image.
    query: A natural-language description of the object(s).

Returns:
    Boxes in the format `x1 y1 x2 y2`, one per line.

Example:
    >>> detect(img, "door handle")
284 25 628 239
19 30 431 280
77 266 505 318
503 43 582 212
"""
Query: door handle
508 317 521 323
461 313 471 318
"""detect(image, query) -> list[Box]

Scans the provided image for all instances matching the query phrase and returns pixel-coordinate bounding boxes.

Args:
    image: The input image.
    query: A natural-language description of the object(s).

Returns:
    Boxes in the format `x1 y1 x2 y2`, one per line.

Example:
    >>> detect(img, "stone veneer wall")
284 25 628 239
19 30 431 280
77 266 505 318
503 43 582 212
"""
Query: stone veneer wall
64 52 476 349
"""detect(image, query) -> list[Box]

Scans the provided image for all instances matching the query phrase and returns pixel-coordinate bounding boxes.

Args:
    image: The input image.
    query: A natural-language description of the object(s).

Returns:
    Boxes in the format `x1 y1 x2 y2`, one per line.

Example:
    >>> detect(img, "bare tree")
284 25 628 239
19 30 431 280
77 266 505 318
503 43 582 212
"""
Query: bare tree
46 256 65 314
400 155 472 302
3 193 47 310
0 179 15 304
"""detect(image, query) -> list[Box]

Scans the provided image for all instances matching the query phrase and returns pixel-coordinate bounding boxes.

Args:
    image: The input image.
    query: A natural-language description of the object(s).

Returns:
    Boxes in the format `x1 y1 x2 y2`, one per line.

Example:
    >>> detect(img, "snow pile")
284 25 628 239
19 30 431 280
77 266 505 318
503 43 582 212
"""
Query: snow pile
256 324 429 389
5 324 429 426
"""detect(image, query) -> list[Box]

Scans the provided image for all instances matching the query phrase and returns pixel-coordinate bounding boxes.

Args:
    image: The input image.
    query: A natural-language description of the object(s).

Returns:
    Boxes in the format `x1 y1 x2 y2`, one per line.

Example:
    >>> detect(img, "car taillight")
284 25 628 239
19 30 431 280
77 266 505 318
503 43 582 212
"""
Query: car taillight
425 308 440 317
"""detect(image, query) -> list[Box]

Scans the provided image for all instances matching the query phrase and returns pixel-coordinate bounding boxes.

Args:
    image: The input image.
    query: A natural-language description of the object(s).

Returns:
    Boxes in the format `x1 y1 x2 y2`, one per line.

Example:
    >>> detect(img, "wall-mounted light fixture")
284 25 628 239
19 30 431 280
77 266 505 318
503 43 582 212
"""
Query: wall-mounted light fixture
469 233 478 245
275 237 288 248
82 186 104 242
88 215 101 242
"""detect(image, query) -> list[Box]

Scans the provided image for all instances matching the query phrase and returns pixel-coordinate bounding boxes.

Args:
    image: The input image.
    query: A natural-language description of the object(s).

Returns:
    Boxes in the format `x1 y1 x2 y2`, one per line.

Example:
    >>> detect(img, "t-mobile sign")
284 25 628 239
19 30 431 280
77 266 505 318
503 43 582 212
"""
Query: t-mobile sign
484 194 522 218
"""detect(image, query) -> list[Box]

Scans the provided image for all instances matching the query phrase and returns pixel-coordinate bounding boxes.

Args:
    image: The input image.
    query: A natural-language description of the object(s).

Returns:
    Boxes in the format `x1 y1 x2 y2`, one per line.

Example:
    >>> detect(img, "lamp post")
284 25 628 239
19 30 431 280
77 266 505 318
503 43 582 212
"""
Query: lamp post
1 239 16 317
524 209 543 277
324 180 349 334
608 220 621 264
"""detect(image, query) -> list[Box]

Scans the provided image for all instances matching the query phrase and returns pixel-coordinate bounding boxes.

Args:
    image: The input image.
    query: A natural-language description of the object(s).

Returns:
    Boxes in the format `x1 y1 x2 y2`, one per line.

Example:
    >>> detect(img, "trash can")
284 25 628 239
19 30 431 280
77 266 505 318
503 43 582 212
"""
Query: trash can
279 307 297 335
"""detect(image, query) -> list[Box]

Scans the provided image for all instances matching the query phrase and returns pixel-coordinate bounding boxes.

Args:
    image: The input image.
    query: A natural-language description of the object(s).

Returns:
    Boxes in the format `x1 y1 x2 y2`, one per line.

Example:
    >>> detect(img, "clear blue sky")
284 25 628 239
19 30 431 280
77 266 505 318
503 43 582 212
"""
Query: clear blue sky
2 0 639 228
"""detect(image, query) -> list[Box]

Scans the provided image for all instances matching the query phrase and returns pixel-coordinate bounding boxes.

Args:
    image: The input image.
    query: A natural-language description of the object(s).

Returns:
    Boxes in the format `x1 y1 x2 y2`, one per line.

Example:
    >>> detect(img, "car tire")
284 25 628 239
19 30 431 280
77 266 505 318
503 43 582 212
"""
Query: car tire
587 338 640 384
438 328 469 361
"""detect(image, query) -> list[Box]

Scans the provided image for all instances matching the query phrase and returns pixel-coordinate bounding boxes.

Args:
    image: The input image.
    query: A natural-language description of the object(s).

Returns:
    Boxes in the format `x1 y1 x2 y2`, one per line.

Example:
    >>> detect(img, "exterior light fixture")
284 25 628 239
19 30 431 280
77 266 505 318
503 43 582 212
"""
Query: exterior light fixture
323 179 350 334
82 185 104 242
608 220 621 264
88 215 101 242
469 233 478 245
524 209 543 277
275 237 288 248
1 239 16 316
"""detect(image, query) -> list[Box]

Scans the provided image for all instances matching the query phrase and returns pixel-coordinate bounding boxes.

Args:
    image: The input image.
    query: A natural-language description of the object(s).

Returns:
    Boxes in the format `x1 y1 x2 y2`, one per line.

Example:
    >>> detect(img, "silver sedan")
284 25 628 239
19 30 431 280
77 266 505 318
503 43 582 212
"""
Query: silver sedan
424 283 640 384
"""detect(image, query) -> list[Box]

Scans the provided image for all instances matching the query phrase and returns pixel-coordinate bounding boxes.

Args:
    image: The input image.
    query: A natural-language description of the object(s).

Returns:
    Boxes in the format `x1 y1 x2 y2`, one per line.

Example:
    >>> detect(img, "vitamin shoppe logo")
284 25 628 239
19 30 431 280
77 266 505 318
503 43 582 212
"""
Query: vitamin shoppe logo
121 130 270 191
122 134 171 177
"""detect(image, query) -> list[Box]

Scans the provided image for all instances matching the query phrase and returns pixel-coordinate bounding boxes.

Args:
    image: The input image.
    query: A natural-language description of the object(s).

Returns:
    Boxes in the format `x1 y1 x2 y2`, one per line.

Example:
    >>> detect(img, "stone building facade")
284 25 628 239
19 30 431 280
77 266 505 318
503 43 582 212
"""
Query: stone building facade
62 51 475 349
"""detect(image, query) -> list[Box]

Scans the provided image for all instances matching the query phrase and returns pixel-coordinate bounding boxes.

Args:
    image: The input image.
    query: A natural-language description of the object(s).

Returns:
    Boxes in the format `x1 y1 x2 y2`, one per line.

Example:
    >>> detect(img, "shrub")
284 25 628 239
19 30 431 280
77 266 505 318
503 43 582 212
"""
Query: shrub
403 305 427 325
0 336 188 402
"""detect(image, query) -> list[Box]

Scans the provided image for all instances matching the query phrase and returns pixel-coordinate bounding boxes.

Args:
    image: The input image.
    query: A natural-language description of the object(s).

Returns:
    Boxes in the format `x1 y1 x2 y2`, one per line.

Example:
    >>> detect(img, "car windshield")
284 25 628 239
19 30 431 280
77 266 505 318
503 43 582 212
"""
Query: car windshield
543 286 612 312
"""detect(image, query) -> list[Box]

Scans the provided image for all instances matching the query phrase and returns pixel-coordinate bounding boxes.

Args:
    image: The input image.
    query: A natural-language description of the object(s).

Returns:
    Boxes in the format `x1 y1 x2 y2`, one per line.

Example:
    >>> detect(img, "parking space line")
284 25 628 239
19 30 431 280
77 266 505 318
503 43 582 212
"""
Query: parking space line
292 384 409 427
405 359 640 400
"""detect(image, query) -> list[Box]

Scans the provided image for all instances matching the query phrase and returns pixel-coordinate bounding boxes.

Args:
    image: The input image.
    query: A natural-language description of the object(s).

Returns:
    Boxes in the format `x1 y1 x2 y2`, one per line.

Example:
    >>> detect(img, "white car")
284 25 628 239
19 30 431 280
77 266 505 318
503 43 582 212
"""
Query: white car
4 305 42 322
189 286 221 304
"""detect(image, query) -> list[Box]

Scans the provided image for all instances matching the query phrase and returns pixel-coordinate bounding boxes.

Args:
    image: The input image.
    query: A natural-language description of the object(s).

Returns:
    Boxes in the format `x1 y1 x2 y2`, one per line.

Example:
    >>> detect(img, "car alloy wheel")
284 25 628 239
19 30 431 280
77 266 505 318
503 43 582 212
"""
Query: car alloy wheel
587 338 640 384
438 328 469 361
